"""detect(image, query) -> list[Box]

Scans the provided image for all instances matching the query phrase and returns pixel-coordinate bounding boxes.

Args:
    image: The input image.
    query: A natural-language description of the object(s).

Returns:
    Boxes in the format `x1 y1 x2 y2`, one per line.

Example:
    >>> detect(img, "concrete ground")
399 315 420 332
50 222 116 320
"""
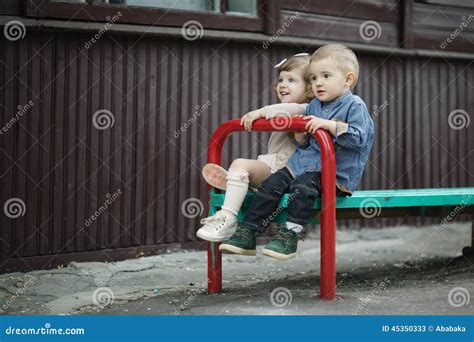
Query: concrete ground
0 223 472 316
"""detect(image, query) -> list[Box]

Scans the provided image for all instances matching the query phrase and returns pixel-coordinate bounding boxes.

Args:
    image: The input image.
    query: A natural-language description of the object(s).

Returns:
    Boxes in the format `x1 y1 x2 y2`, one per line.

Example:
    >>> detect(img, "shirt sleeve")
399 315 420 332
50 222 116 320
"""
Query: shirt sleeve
333 103 371 150
263 103 308 119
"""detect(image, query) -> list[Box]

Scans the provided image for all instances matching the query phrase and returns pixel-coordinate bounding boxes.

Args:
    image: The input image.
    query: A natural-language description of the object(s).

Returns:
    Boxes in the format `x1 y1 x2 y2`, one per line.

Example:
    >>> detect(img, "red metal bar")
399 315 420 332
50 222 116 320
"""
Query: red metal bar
316 127 337 300
206 120 238 294
206 118 336 299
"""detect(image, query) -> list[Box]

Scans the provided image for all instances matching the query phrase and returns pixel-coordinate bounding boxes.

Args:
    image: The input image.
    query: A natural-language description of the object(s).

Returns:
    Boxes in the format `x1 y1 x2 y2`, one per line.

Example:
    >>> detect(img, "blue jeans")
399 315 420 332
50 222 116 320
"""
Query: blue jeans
242 167 344 233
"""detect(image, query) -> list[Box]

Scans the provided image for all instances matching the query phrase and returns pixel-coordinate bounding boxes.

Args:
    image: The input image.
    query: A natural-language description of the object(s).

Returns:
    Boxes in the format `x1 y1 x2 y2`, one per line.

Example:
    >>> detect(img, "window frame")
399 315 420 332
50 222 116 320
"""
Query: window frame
24 0 272 33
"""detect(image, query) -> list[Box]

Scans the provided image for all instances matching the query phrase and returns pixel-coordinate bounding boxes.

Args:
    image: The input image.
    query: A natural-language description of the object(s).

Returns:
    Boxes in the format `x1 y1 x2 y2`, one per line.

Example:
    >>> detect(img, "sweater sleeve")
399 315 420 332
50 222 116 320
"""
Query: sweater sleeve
263 103 308 119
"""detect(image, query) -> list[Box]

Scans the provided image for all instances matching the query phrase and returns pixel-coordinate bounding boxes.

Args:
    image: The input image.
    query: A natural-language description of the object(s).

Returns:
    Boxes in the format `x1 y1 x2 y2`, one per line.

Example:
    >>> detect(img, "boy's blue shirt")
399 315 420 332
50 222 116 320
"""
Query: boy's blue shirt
287 91 375 195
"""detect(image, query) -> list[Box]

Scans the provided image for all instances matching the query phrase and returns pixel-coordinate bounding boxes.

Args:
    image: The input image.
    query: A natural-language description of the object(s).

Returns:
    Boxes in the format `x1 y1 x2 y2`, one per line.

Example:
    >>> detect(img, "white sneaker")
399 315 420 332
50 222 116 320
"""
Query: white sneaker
196 211 238 242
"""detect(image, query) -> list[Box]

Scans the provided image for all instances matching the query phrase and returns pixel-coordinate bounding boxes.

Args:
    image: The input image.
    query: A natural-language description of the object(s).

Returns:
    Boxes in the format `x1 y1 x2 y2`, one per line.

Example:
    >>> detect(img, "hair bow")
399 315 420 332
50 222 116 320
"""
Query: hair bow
273 52 309 69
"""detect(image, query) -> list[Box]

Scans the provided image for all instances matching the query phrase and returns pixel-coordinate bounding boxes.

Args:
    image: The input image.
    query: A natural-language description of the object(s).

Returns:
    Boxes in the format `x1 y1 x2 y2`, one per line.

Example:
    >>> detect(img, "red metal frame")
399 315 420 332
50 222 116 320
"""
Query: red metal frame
206 118 336 300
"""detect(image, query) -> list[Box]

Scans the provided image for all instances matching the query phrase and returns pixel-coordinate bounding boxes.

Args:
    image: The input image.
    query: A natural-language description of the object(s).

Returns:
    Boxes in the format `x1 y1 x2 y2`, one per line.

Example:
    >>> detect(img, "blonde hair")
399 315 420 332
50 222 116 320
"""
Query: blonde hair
310 44 359 90
274 54 314 102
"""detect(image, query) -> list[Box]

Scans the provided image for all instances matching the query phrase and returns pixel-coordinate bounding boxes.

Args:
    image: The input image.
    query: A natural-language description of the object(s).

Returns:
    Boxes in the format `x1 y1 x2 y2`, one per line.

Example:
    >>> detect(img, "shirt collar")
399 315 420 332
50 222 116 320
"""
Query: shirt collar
321 90 352 110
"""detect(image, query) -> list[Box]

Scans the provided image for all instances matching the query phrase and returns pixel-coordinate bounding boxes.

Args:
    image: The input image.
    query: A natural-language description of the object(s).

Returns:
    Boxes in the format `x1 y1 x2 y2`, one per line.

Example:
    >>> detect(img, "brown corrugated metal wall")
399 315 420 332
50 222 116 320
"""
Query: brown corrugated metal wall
0 30 473 272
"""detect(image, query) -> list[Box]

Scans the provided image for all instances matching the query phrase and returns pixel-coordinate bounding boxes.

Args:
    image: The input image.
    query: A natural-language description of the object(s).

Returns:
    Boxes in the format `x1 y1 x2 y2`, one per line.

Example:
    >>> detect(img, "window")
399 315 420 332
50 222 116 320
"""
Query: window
94 0 218 11
48 0 86 3
226 0 257 16
45 0 258 15
416 0 474 7
26 0 263 30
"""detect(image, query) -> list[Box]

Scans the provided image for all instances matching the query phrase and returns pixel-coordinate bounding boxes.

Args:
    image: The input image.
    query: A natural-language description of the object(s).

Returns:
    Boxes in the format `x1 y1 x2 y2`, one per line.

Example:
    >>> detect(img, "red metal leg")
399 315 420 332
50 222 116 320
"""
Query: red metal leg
207 241 222 294
206 124 231 295
316 132 337 300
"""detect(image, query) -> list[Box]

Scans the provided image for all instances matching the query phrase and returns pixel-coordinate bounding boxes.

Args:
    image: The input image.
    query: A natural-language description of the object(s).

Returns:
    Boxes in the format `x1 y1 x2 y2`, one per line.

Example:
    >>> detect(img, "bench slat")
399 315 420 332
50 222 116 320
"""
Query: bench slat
210 187 474 209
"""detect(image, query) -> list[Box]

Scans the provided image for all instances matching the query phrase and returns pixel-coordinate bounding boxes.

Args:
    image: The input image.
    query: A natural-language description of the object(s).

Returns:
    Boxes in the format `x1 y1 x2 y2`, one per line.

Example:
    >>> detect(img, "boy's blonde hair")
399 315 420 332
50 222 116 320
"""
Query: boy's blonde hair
310 44 359 90
275 55 314 102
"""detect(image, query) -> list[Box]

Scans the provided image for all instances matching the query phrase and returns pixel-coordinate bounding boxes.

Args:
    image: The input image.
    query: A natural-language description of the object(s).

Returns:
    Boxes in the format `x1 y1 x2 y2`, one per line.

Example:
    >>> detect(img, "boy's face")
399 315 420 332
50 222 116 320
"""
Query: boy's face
275 70 308 104
309 58 352 102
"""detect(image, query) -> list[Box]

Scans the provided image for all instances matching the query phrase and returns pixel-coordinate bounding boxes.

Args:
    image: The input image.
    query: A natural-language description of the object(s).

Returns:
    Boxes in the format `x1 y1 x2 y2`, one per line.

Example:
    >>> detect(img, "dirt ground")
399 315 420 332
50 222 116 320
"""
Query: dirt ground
1 223 472 316
87 254 473 316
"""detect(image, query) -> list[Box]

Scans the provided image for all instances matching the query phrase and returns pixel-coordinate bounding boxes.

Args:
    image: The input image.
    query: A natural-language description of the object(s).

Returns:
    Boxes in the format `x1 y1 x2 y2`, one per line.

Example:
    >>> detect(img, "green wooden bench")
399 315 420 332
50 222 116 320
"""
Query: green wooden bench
208 187 474 294
210 187 474 222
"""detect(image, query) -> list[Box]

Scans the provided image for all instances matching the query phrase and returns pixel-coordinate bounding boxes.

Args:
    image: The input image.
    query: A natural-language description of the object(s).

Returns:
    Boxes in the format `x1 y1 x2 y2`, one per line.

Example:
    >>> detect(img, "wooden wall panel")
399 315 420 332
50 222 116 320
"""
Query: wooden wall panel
0 11 472 272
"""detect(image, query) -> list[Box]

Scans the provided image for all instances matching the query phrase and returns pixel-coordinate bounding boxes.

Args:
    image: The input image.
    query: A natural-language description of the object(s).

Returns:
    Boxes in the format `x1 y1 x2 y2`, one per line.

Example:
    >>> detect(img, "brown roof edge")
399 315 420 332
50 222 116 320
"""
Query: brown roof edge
1 15 473 61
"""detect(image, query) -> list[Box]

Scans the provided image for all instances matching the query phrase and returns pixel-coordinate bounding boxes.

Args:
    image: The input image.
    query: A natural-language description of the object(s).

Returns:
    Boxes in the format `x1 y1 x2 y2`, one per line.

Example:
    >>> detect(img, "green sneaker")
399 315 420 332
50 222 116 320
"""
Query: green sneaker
262 227 299 260
219 226 256 256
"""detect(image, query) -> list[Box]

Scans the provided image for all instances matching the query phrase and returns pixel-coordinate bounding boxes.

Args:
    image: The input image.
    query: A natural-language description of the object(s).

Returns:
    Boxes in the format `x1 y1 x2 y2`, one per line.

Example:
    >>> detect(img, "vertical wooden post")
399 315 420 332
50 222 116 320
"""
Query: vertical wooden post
471 214 474 247
262 0 281 35
462 213 474 257
401 0 413 48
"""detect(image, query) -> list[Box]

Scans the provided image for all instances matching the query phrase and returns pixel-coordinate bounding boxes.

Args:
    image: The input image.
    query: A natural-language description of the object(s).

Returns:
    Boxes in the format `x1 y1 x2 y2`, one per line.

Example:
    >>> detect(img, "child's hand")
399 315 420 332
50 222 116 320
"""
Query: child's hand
303 115 327 133
294 132 308 144
240 109 264 131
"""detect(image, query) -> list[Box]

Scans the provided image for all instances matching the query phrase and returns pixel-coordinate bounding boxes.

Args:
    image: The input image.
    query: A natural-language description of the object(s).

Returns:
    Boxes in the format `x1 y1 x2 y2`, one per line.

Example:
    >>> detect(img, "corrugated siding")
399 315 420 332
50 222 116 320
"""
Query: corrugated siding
0 31 473 266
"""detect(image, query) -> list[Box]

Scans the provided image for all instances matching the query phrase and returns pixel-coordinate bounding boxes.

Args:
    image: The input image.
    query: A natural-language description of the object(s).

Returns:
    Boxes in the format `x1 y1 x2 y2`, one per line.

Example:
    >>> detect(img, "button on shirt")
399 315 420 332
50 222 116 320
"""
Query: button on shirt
287 91 374 195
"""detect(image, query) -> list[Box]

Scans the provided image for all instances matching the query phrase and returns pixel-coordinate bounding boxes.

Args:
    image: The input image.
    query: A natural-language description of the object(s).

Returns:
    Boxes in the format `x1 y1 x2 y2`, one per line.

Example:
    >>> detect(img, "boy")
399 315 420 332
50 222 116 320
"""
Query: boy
220 44 374 260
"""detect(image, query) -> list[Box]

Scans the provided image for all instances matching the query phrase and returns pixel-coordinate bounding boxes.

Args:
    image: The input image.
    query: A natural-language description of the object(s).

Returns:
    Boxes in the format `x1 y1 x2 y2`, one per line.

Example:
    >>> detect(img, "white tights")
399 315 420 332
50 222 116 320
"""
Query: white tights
220 159 271 218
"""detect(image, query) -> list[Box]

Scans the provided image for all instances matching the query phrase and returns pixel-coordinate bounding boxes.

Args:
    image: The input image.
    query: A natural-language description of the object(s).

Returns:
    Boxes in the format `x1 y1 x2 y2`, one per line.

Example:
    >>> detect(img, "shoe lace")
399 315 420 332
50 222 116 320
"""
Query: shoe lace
275 229 303 242
213 216 228 231
233 228 250 238
201 213 231 232
200 211 225 225
200 216 217 225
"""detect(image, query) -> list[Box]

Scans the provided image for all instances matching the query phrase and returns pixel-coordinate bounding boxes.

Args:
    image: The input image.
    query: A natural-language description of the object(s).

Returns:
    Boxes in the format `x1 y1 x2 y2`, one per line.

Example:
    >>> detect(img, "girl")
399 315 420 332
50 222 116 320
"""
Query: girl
196 53 312 242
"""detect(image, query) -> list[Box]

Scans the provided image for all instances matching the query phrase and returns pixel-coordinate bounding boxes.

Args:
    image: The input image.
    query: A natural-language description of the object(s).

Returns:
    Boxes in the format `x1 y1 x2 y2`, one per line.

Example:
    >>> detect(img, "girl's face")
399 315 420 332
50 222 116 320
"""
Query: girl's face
275 69 308 104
